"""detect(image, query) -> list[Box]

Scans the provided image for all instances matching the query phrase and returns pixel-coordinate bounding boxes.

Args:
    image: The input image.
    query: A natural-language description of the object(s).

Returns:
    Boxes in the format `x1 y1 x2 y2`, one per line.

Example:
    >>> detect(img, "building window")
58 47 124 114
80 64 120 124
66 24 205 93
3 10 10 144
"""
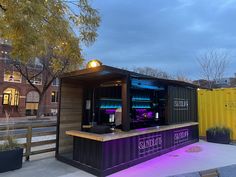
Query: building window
0 39 11 45
27 58 43 69
31 75 42 85
1 50 8 54
2 88 19 106
3 94 10 105
4 70 22 83
51 91 59 103
26 91 40 103
28 72 42 85
51 109 58 116
52 78 60 86
0 52 8 61
26 91 40 116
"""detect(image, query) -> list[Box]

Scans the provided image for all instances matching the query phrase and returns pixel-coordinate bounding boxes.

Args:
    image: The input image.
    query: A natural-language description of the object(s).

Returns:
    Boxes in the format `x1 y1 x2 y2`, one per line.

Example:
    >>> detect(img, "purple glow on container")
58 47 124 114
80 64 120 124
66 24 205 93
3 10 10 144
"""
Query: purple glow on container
136 109 147 112
105 109 116 114
135 109 154 119
136 127 149 131
146 111 154 118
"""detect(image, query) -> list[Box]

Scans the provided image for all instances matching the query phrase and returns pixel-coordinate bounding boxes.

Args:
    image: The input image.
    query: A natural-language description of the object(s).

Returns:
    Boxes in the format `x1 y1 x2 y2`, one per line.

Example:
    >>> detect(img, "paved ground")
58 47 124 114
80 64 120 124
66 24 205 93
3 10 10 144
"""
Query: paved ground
1 140 236 177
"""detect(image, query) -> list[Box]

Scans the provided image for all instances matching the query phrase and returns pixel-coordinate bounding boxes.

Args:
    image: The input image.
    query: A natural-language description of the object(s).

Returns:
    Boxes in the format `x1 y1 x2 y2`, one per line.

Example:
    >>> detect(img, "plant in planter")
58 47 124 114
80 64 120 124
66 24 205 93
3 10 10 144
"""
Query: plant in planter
0 111 23 173
206 126 231 144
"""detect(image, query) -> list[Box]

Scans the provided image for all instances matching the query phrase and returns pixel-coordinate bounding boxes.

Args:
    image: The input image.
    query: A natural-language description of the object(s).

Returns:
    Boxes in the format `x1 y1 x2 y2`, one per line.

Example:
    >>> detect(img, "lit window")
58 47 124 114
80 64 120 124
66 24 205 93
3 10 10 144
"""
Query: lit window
51 91 59 103
3 94 10 105
2 88 19 106
4 70 22 83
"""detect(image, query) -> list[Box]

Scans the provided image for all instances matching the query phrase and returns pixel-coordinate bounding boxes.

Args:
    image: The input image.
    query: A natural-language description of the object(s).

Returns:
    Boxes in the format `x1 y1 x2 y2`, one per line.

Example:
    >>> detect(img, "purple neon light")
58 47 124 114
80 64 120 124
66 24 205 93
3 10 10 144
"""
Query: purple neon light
135 109 154 119
135 109 147 112
105 109 116 114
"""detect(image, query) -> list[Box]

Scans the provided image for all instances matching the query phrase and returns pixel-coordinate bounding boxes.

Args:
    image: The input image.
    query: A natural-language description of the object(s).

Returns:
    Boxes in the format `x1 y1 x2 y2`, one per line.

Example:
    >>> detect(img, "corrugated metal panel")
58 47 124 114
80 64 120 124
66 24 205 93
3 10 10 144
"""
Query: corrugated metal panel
73 125 198 172
198 88 236 140
168 86 197 124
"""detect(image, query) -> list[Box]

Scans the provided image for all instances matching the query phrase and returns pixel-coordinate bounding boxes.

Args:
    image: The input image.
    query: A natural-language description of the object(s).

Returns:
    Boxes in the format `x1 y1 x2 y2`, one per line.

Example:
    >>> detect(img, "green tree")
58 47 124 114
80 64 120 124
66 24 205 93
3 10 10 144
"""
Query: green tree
0 0 100 118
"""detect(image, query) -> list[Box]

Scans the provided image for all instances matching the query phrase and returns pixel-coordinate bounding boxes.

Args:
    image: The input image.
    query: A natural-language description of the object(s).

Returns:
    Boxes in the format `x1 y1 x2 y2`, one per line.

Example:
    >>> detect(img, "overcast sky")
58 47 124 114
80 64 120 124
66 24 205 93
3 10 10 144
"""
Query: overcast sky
82 0 236 79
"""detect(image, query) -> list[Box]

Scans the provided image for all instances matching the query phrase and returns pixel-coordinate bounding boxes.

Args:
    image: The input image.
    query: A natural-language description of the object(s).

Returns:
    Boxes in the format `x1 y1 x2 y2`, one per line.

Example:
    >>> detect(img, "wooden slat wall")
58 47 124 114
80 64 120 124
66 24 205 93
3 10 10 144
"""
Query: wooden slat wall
59 80 83 154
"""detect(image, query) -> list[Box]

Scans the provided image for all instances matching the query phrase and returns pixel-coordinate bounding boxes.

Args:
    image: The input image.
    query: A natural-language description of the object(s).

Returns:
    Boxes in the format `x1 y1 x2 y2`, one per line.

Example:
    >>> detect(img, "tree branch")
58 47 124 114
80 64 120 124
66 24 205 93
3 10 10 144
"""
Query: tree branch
0 4 6 11
13 61 41 93
28 66 44 81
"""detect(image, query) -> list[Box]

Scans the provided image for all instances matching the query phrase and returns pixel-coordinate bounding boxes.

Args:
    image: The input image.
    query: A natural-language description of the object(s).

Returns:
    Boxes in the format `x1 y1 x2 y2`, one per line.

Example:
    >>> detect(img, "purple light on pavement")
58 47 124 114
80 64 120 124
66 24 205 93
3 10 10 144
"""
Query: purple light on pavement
109 142 204 177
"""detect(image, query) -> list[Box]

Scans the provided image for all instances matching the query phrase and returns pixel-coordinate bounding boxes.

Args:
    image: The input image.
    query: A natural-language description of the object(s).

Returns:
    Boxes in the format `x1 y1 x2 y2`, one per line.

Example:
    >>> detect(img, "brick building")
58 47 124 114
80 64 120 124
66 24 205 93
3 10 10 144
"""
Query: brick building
0 40 59 118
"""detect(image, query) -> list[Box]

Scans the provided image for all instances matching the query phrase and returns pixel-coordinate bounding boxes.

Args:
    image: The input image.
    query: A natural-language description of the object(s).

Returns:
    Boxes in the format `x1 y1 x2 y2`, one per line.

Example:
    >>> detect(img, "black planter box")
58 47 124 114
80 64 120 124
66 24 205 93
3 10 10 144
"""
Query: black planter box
206 131 230 144
0 148 23 173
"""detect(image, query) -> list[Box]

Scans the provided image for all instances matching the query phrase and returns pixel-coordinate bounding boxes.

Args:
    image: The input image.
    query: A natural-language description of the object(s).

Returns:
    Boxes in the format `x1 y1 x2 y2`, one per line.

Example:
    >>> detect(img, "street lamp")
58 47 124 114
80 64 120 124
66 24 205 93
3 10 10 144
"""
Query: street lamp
86 59 102 69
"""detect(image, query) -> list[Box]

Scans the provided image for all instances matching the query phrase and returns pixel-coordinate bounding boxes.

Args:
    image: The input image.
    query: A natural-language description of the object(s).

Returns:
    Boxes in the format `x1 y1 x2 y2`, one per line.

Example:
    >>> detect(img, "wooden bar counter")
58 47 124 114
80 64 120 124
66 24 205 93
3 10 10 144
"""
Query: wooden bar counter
65 122 199 177
66 122 198 141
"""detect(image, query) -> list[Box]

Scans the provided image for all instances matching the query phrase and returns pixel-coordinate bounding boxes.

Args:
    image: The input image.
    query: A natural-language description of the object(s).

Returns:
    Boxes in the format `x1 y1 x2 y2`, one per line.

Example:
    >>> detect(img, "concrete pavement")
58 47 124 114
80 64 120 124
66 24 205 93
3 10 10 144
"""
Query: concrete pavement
1 158 94 177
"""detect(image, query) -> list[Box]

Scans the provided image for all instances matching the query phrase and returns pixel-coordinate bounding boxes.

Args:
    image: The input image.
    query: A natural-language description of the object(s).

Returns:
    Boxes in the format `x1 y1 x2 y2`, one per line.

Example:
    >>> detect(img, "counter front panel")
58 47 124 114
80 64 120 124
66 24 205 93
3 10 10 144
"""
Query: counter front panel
71 124 198 176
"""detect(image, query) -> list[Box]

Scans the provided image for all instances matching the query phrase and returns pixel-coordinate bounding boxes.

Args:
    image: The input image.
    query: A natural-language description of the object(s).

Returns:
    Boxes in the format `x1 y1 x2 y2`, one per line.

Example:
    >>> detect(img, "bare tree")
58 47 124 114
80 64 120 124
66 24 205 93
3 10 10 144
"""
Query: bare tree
175 71 192 83
197 50 229 88
132 67 173 79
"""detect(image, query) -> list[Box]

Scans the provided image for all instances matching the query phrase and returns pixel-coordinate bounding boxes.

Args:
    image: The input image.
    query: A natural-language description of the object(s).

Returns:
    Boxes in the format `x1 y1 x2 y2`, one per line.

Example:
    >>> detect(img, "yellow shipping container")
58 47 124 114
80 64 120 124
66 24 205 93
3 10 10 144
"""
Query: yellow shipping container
198 88 236 140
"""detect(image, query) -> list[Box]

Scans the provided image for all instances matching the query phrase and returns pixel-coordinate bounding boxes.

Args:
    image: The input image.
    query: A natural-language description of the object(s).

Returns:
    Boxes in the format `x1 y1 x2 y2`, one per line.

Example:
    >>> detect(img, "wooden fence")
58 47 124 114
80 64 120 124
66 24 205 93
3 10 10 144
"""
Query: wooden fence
0 121 56 161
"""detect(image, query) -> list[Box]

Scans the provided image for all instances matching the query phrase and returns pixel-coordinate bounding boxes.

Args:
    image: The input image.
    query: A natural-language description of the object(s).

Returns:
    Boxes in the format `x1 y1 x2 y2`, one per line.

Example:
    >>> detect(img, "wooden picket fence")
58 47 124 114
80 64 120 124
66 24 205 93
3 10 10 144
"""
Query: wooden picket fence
0 121 57 161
